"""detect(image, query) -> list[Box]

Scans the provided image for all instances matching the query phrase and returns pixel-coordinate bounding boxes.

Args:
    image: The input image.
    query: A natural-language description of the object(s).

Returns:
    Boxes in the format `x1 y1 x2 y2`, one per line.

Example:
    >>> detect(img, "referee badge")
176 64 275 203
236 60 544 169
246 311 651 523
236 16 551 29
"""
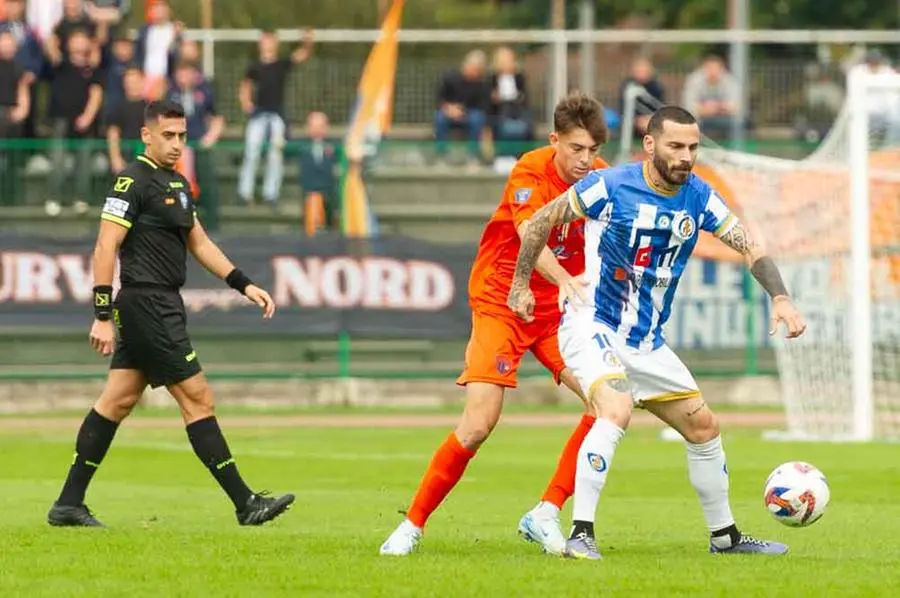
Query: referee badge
671 212 696 241
179 191 189 210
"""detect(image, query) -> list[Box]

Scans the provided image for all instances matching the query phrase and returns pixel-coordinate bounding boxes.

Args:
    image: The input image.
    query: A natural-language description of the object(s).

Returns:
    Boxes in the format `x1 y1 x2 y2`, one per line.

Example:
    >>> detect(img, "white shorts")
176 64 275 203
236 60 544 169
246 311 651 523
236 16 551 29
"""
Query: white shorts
558 313 701 406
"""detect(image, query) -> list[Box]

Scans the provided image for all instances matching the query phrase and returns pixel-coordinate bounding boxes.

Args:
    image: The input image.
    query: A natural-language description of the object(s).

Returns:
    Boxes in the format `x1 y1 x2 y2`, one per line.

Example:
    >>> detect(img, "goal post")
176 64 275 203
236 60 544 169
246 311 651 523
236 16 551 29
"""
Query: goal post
847 66 874 442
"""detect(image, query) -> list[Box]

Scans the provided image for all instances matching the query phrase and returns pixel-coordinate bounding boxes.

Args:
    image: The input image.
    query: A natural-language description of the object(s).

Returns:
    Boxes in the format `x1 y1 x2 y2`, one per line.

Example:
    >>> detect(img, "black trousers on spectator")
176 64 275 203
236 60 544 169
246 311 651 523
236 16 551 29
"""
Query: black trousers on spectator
49 118 94 204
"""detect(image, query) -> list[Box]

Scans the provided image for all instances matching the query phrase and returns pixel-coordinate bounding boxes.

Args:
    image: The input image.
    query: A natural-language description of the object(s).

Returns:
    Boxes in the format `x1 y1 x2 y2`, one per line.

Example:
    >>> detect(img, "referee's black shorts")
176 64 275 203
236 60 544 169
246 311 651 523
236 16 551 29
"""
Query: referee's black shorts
110 285 202 388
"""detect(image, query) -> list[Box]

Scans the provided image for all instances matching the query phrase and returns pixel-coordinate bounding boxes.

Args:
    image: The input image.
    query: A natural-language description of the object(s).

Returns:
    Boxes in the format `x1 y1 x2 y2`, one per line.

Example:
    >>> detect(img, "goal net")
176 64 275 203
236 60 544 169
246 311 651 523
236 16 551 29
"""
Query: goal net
620 71 900 441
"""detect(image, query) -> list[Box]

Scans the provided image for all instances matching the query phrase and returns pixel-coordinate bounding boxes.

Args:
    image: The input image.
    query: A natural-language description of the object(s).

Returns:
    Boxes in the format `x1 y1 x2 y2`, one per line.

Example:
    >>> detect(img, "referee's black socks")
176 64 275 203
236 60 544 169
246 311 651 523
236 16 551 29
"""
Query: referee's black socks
186 416 253 509
57 408 120 506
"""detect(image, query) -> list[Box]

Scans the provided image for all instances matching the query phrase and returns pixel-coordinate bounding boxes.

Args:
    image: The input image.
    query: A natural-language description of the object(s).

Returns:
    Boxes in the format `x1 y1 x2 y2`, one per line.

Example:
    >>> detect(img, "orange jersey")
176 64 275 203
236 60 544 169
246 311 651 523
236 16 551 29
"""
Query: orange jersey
468 146 608 319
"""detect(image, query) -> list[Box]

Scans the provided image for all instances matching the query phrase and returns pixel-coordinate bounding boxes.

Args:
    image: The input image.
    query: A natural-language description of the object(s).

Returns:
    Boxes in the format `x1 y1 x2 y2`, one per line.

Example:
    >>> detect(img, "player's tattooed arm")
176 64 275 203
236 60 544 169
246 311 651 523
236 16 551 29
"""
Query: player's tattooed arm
510 192 580 289
719 222 789 299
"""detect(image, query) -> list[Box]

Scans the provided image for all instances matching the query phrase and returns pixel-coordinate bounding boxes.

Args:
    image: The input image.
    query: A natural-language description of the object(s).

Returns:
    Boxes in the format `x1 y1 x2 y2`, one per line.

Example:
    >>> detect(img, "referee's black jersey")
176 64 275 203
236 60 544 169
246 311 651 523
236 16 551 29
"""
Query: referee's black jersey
100 154 197 289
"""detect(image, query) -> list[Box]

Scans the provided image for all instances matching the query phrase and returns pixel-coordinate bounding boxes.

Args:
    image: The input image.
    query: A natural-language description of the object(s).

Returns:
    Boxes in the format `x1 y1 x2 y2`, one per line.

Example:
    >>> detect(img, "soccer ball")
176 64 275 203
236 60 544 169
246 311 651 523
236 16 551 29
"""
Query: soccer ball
763 461 830 527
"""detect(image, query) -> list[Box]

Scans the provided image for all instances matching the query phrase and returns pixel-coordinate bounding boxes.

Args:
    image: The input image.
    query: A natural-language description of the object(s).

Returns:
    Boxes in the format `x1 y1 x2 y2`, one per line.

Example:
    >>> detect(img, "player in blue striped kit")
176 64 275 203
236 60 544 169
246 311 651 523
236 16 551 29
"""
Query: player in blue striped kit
507 106 807 560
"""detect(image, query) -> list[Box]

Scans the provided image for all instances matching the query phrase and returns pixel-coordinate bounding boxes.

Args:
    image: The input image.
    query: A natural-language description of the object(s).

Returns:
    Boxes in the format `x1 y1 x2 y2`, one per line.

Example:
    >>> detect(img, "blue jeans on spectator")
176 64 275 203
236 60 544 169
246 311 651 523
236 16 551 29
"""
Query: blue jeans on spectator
238 111 286 203
434 108 486 160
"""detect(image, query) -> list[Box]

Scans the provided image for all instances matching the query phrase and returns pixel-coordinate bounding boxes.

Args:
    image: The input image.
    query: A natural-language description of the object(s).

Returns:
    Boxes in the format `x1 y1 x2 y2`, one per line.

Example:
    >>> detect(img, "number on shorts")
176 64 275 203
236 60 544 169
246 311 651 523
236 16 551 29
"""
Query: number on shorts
593 332 613 349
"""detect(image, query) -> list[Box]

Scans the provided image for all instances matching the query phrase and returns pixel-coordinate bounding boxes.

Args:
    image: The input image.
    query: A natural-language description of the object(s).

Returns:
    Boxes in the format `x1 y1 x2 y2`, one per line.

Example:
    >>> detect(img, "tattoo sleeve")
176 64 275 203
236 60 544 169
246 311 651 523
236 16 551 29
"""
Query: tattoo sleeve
511 193 580 288
720 222 789 299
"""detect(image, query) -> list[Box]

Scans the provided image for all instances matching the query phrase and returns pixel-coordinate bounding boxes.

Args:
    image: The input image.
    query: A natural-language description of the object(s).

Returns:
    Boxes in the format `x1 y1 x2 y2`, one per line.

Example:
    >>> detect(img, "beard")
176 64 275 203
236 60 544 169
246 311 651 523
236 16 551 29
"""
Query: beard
653 153 692 186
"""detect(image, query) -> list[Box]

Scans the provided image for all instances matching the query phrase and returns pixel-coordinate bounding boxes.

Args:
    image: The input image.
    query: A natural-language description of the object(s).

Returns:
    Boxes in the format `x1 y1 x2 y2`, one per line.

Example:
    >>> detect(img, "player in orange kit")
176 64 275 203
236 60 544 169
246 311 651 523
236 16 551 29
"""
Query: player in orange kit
380 92 610 557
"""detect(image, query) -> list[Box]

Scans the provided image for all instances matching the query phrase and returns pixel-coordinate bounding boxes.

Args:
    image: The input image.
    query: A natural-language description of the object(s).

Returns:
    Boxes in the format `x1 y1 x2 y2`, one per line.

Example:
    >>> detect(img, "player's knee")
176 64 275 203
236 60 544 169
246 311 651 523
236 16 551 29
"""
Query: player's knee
168 374 216 423
679 401 719 444
455 420 494 450
95 391 141 422
456 406 500 449
589 377 633 429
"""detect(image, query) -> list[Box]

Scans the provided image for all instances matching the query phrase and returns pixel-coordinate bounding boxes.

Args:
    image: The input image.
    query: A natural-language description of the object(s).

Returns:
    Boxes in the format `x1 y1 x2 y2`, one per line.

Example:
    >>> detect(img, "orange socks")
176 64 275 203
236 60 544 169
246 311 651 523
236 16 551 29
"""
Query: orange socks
406 432 476 529
405 414 594 528
541 413 597 509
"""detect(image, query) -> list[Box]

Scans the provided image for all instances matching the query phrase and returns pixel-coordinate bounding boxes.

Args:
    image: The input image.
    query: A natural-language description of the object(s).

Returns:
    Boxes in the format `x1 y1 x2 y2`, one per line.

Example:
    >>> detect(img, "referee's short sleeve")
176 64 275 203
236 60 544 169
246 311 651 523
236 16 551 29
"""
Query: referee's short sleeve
101 170 143 230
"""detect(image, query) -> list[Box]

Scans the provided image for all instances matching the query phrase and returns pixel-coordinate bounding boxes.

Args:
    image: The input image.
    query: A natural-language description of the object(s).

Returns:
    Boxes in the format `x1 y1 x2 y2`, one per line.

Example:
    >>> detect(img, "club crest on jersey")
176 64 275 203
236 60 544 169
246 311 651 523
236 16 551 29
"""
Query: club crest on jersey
672 212 696 241
514 188 532 203
179 191 189 210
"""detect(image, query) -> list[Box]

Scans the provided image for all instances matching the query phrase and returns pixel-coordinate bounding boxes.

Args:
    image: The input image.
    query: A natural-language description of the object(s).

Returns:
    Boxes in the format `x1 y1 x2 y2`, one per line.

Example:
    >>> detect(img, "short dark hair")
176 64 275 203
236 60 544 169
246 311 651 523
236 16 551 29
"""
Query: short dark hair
646 105 698 136
144 100 185 124
553 91 609 144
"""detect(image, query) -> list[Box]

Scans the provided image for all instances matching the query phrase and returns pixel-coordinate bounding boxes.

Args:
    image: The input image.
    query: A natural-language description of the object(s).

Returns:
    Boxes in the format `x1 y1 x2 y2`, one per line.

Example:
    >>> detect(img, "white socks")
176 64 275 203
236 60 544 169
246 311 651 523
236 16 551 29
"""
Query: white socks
572 418 626 523
686 435 735 532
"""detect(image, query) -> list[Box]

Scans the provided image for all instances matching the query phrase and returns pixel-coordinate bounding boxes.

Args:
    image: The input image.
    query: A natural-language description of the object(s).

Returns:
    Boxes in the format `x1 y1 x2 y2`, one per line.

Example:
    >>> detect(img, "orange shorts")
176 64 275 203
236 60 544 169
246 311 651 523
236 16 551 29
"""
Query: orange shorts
456 308 565 388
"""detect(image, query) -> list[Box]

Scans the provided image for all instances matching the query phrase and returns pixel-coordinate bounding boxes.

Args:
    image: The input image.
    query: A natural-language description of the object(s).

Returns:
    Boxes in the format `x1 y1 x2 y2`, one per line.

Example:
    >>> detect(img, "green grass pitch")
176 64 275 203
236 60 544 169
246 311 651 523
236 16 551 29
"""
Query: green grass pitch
0 412 898 597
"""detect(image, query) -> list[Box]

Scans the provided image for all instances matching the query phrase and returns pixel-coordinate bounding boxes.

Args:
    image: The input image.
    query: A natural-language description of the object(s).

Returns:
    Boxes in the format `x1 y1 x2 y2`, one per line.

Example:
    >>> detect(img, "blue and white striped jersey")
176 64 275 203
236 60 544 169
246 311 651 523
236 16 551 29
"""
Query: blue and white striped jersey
567 161 738 351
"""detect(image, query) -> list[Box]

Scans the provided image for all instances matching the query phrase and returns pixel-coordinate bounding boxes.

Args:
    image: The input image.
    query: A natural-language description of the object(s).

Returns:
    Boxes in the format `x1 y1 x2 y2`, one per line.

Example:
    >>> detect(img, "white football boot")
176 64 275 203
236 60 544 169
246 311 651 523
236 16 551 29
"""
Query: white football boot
517 501 567 556
379 518 423 556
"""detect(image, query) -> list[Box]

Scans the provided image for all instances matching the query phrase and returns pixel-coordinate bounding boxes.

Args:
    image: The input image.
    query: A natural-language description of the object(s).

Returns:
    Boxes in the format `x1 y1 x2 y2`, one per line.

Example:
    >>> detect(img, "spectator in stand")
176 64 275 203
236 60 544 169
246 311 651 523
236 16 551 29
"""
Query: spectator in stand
618 56 665 137
0 30 30 204
682 54 742 140
135 0 182 100
0 0 41 80
489 46 532 159
0 0 42 140
298 111 338 232
434 49 491 168
100 31 132 126
166 60 224 233
106 65 145 174
0 30 29 128
48 0 97 63
237 28 314 206
45 28 102 216
84 0 129 63
847 49 900 146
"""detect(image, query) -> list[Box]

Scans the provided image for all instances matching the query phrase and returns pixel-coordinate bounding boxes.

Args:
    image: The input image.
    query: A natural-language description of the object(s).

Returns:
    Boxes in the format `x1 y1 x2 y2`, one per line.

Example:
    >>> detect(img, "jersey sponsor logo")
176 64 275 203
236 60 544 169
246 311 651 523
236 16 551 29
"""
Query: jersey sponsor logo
165 197 176 205
113 176 134 193
102 197 130 218
514 188 532 203
168 181 185 189
614 267 673 289
672 212 696 241
633 234 680 269
185 350 197 362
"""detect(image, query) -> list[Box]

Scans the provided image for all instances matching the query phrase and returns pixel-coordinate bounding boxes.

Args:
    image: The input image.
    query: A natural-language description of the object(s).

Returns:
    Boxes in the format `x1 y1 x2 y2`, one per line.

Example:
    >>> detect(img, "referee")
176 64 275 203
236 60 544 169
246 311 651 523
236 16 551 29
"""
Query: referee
48 100 294 528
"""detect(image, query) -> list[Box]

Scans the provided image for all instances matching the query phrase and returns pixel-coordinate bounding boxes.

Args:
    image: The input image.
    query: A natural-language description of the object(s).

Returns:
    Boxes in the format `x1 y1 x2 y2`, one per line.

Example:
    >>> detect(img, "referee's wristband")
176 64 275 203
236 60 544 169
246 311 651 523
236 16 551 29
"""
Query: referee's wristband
225 268 254 295
93 285 113 321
